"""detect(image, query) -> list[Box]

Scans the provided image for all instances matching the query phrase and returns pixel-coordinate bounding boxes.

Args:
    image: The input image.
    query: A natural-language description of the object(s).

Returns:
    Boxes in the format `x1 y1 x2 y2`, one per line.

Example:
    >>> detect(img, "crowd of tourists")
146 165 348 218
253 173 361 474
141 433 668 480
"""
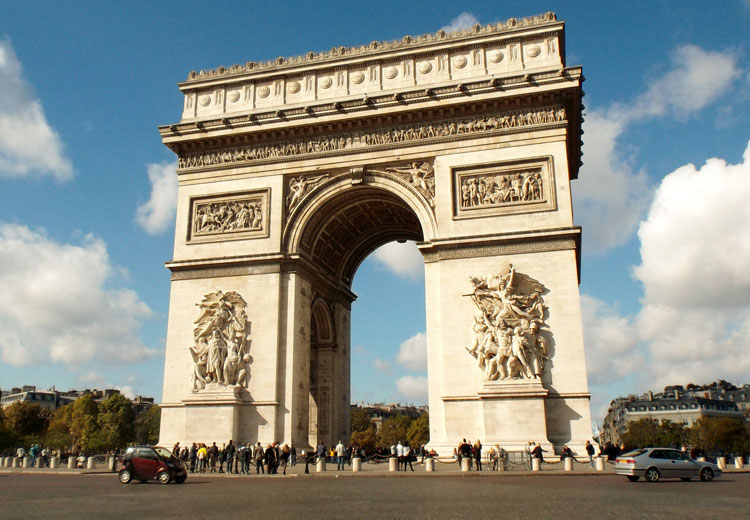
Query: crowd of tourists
173 441 297 475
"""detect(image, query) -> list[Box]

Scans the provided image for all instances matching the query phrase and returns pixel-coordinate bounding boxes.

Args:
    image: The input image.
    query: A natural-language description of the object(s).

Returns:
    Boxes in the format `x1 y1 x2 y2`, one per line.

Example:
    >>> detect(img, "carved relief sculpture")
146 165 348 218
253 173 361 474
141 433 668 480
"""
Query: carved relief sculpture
465 263 548 381
459 169 543 209
286 174 328 212
370 161 436 206
194 198 263 236
190 291 252 392
177 106 566 170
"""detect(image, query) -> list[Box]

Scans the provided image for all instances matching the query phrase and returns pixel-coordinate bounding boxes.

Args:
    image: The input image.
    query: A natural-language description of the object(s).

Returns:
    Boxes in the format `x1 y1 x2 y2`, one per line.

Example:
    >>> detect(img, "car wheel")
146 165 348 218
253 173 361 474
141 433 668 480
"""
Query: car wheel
680 477 691 482
176 475 186 484
118 469 132 484
626 475 640 482
700 468 714 482
644 467 660 482
157 471 171 485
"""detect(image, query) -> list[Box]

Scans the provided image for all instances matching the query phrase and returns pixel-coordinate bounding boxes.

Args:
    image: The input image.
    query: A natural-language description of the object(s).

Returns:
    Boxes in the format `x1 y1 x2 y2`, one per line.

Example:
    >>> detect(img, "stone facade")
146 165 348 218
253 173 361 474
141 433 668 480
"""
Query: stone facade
157 12 592 454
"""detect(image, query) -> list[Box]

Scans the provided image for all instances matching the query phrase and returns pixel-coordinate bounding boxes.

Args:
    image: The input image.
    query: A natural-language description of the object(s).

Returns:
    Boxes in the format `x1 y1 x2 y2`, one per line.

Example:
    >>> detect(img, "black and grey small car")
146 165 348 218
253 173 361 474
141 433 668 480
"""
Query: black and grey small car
615 448 722 482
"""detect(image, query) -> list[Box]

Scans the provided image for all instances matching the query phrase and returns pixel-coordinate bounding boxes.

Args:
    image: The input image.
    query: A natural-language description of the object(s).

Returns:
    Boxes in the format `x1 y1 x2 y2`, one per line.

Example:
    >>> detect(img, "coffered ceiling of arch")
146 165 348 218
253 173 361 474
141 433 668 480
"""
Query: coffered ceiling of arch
299 188 423 285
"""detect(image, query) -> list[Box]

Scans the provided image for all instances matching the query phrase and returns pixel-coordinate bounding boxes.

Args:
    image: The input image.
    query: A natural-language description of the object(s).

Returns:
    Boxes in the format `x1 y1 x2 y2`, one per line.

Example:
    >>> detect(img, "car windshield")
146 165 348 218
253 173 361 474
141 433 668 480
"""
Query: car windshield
154 447 173 459
621 449 647 457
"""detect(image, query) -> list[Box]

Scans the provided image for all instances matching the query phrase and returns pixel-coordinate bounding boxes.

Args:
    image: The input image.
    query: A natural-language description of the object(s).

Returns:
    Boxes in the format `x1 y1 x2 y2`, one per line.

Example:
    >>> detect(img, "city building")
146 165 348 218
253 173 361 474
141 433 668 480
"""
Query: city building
601 381 749 445
0 385 155 414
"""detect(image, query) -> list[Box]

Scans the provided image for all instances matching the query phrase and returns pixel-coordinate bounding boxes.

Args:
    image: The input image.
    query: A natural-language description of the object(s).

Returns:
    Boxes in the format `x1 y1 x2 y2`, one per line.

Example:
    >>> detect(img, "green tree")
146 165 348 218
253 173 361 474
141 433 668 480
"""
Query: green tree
46 404 73 449
4 402 45 437
406 412 429 448
135 405 161 445
98 393 135 449
351 408 373 433
70 395 99 451
350 427 378 453
621 418 686 448
378 415 412 449
688 417 748 455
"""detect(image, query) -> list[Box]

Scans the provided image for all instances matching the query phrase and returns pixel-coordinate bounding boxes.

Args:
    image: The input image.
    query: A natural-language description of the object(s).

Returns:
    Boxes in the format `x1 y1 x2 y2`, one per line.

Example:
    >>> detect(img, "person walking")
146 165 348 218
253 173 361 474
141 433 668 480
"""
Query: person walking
280 444 290 475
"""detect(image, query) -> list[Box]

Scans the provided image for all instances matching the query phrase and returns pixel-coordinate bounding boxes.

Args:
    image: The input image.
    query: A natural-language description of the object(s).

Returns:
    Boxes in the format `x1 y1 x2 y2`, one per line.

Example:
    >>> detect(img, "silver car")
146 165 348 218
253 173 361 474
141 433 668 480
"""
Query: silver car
615 448 722 482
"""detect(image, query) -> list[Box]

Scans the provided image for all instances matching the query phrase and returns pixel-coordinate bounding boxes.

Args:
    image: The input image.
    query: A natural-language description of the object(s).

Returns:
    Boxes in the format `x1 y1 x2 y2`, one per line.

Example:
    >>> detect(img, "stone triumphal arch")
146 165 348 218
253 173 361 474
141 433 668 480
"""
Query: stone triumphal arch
158 12 592 454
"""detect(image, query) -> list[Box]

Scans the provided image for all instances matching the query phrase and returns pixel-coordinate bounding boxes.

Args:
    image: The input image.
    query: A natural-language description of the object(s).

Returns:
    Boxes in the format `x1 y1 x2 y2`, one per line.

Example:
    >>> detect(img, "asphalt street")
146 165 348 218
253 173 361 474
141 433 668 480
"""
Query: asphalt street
0 472 748 520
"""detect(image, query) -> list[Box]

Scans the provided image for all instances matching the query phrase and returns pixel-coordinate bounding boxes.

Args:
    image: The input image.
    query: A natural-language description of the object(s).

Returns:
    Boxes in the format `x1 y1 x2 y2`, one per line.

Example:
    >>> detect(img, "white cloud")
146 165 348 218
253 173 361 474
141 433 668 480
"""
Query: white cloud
575 45 742 253
0 39 72 180
396 331 427 371
135 161 178 234
395 375 428 403
373 358 393 375
371 241 423 280
440 13 479 33
632 141 750 387
0 223 155 367
581 295 642 387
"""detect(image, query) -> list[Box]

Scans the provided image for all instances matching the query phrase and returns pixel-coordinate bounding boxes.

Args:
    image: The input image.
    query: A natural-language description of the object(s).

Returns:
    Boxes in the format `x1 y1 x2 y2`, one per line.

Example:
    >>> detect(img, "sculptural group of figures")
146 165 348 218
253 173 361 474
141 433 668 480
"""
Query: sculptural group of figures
465 264 548 381
460 170 542 209
194 200 263 235
177 106 567 169
190 291 252 392
371 161 436 206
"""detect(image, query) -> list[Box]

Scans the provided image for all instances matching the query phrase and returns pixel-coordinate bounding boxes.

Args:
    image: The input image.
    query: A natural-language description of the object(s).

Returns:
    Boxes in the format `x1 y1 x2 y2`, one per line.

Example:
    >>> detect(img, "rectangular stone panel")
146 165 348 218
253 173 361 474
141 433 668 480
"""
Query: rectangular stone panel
452 155 557 219
187 188 270 244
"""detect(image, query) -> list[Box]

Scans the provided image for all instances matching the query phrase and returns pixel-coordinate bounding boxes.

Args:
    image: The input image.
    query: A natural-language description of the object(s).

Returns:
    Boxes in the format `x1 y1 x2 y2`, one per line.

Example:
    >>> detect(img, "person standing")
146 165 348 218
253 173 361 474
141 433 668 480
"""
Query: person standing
290 444 297 467
197 443 208 473
474 440 483 471
254 442 265 474
403 443 414 472
224 440 236 474
396 441 404 471
335 440 346 471
280 444 290 475
586 441 596 468
189 443 197 473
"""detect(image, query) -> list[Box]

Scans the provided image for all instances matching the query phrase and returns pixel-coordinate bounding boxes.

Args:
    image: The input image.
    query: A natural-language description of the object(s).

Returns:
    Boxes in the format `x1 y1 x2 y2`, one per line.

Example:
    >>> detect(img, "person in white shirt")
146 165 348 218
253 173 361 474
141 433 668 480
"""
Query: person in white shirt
396 441 404 471
335 441 346 471
403 443 414 471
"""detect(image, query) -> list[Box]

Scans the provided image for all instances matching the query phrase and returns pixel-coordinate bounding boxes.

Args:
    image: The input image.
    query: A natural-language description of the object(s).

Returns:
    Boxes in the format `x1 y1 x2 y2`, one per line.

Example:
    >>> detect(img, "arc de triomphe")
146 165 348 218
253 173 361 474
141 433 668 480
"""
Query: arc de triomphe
158 11 592 454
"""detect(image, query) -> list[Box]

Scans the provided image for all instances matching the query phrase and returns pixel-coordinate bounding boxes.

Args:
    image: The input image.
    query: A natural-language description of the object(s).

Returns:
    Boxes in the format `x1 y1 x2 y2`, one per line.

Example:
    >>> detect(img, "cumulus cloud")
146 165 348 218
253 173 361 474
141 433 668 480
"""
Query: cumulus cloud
371 241 423 280
0 38 72 180
440 12 479 33
396 331 427 371
395 375 428 403
373 358 393 375
135 161 178 234
0 223 155 367
581 295 642 387
632 141 750 387
575 45 742 253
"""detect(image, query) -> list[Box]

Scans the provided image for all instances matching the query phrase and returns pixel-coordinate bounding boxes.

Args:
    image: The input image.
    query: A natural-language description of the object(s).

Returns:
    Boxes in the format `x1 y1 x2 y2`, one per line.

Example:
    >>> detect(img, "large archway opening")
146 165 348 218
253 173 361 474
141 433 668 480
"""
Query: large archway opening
293 181 428 448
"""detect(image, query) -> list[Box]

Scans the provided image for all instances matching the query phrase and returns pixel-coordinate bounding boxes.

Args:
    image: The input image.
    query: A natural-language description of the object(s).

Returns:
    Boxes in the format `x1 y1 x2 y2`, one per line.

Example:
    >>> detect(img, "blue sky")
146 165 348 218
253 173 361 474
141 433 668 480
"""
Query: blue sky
1 1 749 426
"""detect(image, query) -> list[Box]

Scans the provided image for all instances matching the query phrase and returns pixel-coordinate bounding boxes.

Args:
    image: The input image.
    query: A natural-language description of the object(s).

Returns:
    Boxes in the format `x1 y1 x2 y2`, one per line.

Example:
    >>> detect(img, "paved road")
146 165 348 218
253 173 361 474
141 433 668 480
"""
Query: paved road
0 472 747 520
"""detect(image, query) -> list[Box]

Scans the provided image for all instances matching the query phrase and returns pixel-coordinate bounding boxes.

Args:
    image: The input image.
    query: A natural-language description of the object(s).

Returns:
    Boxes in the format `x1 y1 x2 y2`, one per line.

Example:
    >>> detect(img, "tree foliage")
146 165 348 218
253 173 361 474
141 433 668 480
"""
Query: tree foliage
688 417 749 455
378 415 412 448
135 405 161 445
98 393 135 449
4 402 46 437
70 395 99 451
350 408 373 433
406 412 429 448
350 427 378 453
622 418 686 448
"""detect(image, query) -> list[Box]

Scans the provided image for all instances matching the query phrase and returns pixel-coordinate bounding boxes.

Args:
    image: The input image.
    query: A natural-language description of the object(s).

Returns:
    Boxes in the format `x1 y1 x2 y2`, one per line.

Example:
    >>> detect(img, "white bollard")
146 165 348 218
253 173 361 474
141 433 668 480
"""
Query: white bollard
717 457 726 470
531 458 541 472
734 457 745 469
352 457 361 472
595 457 605 472
86 457 96 470
50 456 59 469
22 456 31 468
563 457 573 472
1 456 7 467
316 458 326 472
108 456 116 472
461 457 471 472
389 457 398 472
697 456 706 462
425 458 435 472
68 457 76 469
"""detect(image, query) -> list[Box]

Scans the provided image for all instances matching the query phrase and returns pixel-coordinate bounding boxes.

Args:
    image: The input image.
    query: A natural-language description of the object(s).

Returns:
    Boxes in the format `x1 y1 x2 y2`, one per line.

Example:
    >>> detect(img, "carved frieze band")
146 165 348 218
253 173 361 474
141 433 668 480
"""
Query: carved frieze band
453 156 556 219
188 189 270 243
170 263 280 281
177 106 566 171
421 238 576 263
